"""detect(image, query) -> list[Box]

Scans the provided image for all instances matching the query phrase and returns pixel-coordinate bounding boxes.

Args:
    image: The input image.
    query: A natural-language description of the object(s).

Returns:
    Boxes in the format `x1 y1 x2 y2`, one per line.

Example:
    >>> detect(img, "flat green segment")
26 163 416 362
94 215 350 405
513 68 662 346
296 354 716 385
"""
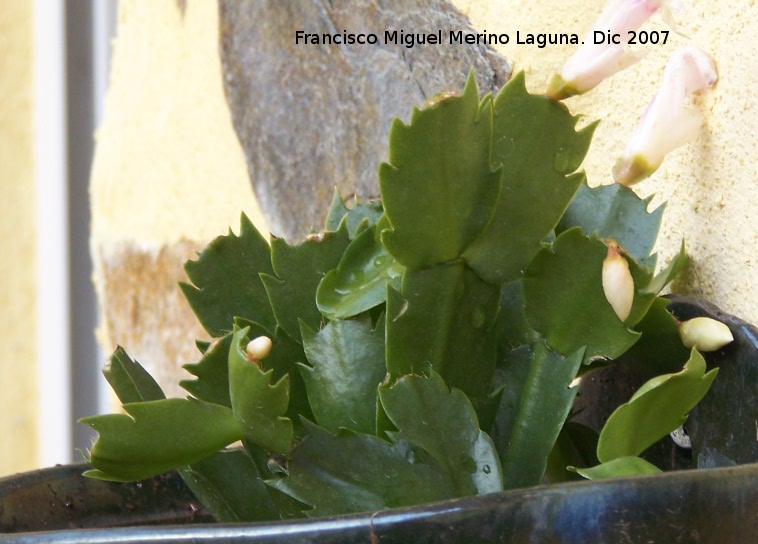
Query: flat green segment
524 228 640 362
299 315 386 435
597 350 718 463
81 398 243 482
643 240 687 295
572 456 661 480
268 421 457 517
316 222 403 320
557 182 664 262
180 448 281 523
323 190 384 237
181 214 276 337
379 372 503 496
182 331 236 408
103 347 165 404
464 72 594 284
386 262 500 400
262 223 350 340
229 327 293 455
380 72 501 269
496 342 584 489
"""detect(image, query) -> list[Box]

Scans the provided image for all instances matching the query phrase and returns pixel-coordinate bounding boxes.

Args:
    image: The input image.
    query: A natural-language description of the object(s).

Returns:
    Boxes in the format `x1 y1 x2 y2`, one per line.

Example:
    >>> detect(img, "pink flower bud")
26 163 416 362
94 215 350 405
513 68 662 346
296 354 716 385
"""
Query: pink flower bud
548 0 683 100
613 46 717 186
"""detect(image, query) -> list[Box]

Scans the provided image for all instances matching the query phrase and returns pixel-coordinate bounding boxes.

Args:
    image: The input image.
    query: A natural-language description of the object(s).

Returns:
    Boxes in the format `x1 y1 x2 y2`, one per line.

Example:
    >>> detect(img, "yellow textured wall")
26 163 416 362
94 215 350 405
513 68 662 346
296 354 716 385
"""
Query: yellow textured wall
90 0 266 392
90 0 267 248
452 0 758 324
0 2 37 475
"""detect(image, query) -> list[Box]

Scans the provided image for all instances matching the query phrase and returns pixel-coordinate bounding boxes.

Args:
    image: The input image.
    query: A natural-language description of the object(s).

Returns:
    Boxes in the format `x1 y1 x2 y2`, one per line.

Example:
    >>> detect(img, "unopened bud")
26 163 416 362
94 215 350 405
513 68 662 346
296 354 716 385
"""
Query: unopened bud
613 46 718 186
547 0 684 100
678 317 733 352
246 336 273 362
602 243 634 321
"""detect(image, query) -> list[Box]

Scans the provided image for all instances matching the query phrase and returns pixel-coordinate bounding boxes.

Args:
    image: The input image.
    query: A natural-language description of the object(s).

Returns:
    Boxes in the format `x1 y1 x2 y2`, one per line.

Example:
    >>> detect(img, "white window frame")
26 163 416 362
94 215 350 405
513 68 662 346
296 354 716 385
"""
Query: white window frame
34 0 117 468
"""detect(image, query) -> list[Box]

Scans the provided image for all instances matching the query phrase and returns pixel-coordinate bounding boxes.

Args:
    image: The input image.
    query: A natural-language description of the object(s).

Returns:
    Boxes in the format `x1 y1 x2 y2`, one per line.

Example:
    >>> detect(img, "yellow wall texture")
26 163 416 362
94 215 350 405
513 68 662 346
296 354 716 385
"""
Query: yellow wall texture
0 2 38 475
89 0 266 392
90 0 267 249
452 0 758 324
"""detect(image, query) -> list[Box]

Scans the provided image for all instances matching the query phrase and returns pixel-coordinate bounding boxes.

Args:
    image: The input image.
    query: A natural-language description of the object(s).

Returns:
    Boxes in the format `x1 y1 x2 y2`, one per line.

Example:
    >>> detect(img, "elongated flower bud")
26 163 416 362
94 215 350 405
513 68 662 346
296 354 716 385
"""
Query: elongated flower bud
678 317 733 352
246 336 273 363
548 0 684 100
613 46 717 186
602 243 634 321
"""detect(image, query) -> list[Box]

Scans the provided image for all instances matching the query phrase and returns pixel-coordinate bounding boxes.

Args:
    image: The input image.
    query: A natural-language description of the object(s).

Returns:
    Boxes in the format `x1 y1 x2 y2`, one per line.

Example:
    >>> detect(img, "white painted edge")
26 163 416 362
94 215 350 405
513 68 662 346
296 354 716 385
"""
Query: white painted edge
92 0 118 417
34 0 72 467
92 0 116 125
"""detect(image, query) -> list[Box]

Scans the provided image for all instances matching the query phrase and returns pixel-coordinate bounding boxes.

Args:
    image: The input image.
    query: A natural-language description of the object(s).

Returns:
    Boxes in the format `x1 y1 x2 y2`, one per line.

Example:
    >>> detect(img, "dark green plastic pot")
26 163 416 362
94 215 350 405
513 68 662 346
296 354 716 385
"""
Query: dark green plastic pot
2 462 757 543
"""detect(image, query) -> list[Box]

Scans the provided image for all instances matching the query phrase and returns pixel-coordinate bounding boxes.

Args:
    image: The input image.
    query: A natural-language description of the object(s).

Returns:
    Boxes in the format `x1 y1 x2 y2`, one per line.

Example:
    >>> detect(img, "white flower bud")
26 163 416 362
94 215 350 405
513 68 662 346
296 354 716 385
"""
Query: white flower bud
245 336 273 362
613 46 718 186
602 243 634 321
548 0 684 100
678 317 733 352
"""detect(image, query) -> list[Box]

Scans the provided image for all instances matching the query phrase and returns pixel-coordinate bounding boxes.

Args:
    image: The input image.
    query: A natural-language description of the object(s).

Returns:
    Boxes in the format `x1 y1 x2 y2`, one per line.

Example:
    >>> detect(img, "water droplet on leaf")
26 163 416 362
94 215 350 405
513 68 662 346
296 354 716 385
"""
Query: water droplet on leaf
552 147 574 174
470 305 485 328
405 449 416 464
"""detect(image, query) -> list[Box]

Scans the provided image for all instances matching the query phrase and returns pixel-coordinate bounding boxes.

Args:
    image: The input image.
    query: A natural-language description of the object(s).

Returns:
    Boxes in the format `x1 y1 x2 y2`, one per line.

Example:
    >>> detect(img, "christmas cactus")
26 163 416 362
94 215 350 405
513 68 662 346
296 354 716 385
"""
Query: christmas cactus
81 72 723 522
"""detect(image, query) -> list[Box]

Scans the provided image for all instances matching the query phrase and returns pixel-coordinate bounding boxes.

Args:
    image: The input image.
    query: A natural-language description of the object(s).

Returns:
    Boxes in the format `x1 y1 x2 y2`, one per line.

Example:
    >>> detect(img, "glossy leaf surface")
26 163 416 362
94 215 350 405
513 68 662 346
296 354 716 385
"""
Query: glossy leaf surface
181 214 276 337
316 223 403 320
495 342 584 489
229 327 293 455
180 448 283 522
597 350 718 463
524 228 640 362
386 262 500 399
268 421 456 517
299 315 386 434
380 73 500 269
557 182 664 261
572 456 661 480
103 347 165 404
379 372 503 496
324 190 384 237
261 223 350 340
81 398 242 482
464 72 594 284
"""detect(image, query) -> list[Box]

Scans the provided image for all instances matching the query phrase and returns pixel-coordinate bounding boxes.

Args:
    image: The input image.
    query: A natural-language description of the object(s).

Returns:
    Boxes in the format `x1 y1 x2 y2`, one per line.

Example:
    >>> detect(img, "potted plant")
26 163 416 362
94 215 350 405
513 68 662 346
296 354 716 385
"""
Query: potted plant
2 63 756 542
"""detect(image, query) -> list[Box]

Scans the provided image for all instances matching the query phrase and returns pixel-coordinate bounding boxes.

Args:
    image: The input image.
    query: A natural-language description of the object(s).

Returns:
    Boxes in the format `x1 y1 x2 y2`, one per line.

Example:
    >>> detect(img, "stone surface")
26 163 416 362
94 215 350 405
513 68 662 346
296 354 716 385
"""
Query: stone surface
219 0 511 241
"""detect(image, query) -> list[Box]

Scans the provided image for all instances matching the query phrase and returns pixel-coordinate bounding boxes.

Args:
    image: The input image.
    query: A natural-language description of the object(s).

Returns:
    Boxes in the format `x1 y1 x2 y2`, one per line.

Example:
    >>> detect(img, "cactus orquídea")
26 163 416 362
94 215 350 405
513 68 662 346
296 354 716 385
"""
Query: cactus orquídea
81 72 721 522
